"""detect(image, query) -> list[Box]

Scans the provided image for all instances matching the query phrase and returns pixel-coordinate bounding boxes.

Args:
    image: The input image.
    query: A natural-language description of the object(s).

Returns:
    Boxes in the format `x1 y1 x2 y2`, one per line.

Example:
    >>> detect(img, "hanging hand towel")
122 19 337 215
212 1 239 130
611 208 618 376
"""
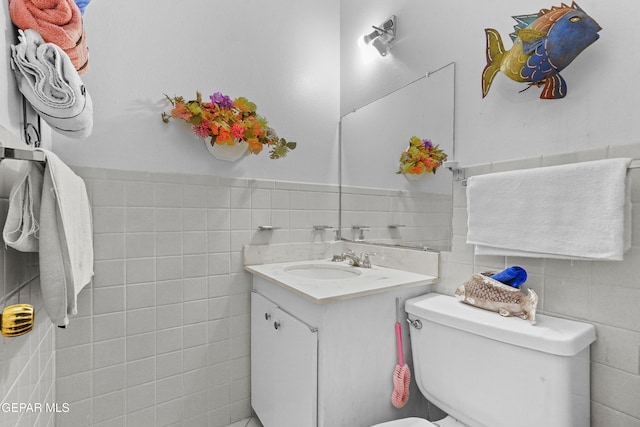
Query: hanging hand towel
8 0 89 74
11 29 93 139
2 160 44 252
466 158 632 261
37 149 93 327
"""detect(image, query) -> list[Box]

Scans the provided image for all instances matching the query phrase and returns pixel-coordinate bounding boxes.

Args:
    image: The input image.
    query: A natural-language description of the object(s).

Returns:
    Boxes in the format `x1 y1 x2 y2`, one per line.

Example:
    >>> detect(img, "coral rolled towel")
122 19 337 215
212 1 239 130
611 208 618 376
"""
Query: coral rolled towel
9 0 89 74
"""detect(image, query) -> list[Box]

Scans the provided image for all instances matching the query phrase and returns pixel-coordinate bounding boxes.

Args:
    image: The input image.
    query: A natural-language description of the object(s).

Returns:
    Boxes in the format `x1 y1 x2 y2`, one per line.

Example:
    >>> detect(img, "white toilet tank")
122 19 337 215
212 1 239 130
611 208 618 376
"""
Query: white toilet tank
405 293 596 427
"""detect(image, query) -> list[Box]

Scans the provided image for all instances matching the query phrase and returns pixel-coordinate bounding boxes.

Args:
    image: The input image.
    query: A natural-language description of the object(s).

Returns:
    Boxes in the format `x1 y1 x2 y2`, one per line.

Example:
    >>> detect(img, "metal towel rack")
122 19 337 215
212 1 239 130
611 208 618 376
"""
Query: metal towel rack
0 145 45 163
458 158 640 186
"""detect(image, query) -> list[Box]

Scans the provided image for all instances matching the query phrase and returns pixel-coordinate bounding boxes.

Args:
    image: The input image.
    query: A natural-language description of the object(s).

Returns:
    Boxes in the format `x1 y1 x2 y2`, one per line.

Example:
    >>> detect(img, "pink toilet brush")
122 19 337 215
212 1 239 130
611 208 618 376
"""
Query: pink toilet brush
391 298 411 408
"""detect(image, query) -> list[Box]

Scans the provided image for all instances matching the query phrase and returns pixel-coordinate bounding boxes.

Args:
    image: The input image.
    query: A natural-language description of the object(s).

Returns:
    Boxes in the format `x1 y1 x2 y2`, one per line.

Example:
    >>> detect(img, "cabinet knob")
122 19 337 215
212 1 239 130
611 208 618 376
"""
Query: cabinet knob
273 321 281 330
265 312 271 321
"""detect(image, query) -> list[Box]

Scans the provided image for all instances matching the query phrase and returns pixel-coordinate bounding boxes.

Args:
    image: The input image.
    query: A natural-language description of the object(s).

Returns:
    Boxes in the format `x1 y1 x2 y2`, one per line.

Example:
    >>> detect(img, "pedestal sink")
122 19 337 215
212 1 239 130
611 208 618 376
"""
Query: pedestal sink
283 263 362 280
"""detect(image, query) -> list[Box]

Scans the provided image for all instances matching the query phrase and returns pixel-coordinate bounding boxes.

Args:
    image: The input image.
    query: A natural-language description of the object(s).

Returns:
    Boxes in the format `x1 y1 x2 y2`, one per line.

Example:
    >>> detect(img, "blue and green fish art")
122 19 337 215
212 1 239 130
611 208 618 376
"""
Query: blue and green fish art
482 2 601 99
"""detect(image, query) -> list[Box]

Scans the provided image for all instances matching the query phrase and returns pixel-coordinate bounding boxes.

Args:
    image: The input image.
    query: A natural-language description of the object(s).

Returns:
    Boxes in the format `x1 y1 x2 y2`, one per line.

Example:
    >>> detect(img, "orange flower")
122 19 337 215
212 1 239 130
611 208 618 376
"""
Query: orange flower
216 128 233 145
423 157 435 169
252 122 263 137
247 138 263 154
411 164 425 174
171 102 191 120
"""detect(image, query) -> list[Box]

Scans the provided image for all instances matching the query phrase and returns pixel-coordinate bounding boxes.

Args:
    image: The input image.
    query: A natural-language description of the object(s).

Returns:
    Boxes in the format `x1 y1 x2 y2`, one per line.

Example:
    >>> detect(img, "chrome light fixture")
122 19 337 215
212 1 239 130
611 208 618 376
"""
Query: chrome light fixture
362 15 397 57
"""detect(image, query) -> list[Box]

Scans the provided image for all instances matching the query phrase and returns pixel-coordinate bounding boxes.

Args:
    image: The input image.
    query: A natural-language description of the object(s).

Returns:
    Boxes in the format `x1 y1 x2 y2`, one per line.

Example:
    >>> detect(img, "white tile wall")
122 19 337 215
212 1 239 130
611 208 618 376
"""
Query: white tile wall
0 200 56 427
54 168 339 427
437 144 640 427
5 145 639 426
340 185 452 251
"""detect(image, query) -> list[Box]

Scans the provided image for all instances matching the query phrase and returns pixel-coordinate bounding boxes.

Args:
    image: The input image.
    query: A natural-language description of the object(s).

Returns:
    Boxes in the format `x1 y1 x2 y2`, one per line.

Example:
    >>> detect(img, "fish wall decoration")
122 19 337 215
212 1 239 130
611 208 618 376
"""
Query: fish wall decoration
482 2 601 99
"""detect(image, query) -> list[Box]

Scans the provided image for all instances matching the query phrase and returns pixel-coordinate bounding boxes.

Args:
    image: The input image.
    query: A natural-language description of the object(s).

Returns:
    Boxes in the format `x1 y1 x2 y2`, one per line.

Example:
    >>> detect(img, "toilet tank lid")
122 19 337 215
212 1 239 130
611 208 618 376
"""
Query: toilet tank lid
405 293 596 356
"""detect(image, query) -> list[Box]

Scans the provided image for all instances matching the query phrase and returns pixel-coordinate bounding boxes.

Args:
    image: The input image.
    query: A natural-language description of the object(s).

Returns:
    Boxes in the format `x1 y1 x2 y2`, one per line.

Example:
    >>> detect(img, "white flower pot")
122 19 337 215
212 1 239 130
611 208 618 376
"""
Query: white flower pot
403 172 425 181
205 139 249 162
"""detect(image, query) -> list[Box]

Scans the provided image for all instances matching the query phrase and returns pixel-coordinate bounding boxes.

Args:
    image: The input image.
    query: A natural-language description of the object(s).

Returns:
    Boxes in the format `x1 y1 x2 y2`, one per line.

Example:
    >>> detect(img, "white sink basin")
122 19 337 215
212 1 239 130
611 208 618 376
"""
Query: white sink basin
246 259 437 303
283 263 362 280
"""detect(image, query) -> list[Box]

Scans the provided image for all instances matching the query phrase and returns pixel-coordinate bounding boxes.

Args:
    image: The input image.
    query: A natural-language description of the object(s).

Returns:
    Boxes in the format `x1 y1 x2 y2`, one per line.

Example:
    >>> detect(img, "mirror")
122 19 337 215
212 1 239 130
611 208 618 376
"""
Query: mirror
339 62 455 251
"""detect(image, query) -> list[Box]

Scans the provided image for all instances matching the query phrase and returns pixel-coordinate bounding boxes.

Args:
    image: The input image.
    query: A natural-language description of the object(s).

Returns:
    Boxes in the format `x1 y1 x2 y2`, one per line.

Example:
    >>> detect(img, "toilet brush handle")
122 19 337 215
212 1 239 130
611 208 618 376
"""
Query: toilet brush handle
395 322 405 366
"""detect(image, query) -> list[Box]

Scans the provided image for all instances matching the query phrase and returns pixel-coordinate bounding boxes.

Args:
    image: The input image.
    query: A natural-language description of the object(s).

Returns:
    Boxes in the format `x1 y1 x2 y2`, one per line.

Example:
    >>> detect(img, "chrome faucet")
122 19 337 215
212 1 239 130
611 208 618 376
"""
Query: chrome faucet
352 225 369 241
334 249 375 268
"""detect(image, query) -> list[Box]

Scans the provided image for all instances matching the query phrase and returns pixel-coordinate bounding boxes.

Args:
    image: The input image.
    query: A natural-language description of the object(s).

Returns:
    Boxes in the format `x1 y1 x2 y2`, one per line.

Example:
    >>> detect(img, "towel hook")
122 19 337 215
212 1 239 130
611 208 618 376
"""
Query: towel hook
22 96 41 148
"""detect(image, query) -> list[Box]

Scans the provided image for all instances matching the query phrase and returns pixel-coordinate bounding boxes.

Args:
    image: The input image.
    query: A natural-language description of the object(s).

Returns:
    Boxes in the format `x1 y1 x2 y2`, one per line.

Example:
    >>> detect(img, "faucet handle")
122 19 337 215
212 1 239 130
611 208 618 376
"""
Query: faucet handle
360 252 376 268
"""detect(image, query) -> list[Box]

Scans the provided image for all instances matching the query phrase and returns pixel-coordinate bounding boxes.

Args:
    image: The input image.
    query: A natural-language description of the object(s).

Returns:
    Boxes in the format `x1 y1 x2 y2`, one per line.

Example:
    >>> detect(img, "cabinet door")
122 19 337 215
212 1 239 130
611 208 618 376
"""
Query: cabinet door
251 292 318 427
251 292 278 424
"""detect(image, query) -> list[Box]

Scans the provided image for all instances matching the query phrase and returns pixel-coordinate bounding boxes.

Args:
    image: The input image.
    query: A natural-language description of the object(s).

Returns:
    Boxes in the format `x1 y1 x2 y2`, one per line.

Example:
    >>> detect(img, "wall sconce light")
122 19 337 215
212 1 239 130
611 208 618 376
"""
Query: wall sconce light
362 15 397 57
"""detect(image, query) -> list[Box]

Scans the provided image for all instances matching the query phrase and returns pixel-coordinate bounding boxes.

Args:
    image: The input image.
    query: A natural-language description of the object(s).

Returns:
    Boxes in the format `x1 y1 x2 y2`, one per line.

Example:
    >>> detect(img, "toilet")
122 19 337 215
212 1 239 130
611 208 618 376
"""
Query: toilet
373 293 596 427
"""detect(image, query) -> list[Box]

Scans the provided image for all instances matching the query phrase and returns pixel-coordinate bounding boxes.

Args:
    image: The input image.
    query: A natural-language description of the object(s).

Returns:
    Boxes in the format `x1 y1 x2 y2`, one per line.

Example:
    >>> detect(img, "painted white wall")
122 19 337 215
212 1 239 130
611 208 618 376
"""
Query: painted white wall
51 0 341 184
16 0 634 187
6 0 639 190
0 10 21 139
341 0 639 167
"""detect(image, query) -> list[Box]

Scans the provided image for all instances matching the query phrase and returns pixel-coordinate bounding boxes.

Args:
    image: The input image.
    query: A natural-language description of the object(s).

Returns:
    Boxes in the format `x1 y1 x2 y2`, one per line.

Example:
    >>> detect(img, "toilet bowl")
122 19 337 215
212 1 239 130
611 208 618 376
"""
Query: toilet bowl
371 415 466 427
370 293 596 427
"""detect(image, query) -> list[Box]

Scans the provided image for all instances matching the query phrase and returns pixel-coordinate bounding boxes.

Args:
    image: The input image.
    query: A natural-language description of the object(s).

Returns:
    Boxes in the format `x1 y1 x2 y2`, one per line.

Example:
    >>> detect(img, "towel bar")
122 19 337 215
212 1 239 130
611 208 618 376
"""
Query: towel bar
459 158 640 187
0 146 45 163
257 225 281 231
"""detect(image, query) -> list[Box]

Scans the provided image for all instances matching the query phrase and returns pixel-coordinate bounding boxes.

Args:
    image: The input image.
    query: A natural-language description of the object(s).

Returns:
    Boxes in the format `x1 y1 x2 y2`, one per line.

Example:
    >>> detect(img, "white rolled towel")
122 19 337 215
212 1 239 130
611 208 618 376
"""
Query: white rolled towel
2 160 44 252
10 29 93 139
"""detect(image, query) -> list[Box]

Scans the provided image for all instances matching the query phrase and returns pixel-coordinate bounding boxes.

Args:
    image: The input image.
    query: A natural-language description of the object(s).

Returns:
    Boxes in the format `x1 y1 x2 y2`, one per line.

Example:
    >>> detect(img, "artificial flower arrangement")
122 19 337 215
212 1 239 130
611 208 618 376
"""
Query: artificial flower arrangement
397 136 448 175
162 91 297 159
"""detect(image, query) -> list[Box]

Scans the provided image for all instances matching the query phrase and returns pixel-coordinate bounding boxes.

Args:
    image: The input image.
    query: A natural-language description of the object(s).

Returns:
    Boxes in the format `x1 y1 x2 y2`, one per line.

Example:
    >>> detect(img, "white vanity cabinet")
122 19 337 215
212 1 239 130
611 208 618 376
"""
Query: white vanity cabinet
249 269 435 427
251 291 318 427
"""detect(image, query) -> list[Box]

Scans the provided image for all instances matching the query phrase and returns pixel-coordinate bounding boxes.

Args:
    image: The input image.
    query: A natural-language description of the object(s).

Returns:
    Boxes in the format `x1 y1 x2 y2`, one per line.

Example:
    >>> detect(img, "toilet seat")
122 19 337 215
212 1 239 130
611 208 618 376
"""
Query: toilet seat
371 417 436 427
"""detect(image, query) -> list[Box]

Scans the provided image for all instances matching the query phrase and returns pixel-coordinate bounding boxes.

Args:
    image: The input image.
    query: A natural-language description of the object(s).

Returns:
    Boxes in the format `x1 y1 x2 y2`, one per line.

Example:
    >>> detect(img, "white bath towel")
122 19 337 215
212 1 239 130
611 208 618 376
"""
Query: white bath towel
37 149 93 326
466 158 632 261
10 29 93 139
2 160 44 252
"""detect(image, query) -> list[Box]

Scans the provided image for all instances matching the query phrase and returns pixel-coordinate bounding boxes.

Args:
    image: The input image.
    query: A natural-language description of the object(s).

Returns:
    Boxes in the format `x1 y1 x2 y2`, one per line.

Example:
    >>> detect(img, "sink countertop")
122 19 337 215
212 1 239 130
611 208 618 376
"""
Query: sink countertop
245 259 437 304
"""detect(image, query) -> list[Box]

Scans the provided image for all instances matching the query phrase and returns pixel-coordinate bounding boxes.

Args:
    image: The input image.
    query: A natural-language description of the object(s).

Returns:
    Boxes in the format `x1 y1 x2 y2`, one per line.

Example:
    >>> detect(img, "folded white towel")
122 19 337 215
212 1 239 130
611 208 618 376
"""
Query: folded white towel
466 158 632 261
37 149 93 326
2 160 44 252
10 29 93 139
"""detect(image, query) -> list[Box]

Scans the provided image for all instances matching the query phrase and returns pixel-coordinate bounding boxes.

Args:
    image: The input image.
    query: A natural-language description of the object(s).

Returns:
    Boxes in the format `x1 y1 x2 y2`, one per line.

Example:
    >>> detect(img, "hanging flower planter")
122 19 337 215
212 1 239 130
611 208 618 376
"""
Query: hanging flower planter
205 138 249 162
162 91 297 160
397 136 447 178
